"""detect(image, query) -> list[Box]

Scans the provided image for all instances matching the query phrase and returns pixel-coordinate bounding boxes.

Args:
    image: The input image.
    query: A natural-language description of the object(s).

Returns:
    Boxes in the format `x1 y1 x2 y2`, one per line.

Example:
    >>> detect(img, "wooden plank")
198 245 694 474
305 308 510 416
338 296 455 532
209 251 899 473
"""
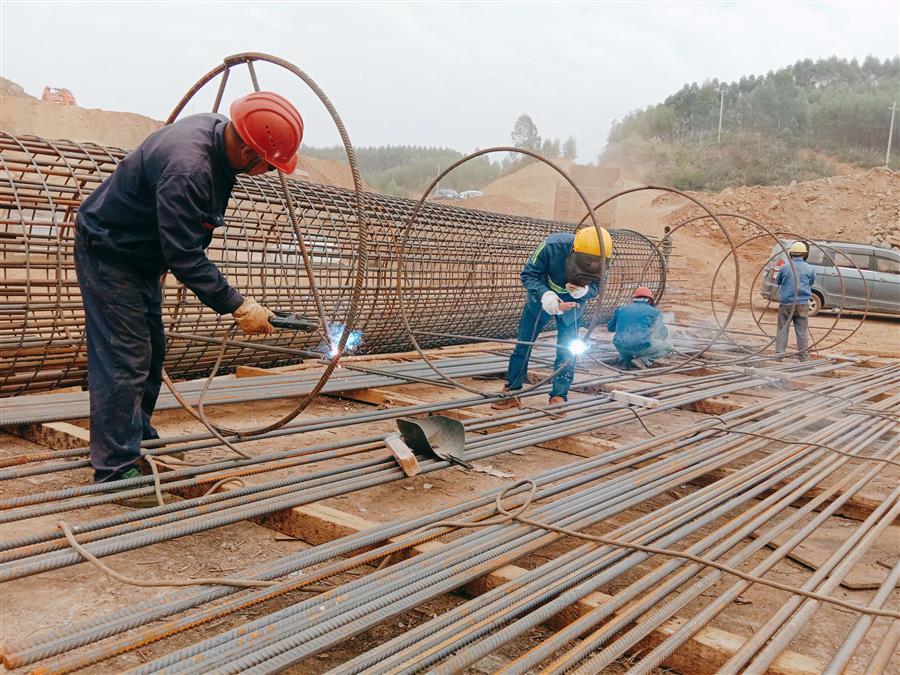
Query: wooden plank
258 502 824 675
680 397 745 415
4 421 90 450
253 503 378 546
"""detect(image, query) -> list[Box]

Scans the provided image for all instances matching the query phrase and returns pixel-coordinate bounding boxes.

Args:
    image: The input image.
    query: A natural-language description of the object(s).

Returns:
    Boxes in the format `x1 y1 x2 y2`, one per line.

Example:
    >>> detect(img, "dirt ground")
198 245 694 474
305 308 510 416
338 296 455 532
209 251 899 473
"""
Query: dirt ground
2 357 898 673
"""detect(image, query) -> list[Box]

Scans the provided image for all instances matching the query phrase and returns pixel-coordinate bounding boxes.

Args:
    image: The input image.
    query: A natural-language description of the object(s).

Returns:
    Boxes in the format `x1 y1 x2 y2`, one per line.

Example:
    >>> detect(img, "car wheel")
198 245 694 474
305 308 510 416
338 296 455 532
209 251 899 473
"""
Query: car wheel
808 293 822 317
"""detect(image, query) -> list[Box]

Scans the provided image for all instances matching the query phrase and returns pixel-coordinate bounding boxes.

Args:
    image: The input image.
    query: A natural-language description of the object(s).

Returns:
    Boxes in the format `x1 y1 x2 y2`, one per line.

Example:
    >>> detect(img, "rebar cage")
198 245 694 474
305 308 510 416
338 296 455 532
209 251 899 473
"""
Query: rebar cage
0 133 664 396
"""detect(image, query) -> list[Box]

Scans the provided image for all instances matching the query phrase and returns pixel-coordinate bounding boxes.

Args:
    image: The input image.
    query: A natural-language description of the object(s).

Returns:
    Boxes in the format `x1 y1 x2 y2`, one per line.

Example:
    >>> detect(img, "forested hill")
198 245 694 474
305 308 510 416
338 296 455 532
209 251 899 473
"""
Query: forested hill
601 56 899 190
300 145 501 197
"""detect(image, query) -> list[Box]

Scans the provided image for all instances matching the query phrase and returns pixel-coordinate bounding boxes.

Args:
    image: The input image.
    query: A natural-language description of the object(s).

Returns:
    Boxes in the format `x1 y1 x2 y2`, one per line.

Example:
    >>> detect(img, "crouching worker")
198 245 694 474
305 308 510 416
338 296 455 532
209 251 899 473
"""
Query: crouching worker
493 227 612 410
607 287 671 369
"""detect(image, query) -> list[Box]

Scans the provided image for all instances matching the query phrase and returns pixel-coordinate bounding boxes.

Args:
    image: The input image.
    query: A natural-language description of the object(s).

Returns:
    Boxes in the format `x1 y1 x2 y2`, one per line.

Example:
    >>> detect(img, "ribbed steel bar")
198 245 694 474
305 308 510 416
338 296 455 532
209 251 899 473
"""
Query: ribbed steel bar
326 395 899 675
346 419 898 675
0 132 664 397
1 366 800 580
140 385 894 675
527 410 899 674
121 372 900 669
6 363 894 672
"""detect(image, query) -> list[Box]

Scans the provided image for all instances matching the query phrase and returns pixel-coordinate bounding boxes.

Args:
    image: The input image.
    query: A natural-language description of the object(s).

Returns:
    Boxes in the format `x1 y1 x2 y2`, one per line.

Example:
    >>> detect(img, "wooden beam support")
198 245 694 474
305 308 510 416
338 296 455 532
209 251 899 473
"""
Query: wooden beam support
680 397 745 415
254 501 824 675
4 421 90 450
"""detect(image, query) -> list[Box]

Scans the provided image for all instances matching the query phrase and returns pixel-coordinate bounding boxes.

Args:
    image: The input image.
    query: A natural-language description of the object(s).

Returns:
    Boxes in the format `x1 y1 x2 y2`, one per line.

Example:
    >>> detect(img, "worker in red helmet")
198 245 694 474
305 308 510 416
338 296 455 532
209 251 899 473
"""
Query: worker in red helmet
606 286 672 369
75 92 303 488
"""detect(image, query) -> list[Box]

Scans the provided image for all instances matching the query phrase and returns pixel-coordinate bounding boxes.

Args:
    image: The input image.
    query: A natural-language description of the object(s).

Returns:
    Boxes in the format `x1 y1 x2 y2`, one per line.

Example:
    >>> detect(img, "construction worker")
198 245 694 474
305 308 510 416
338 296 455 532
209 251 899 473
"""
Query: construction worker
606 287 671 369
661 226 673 266
493 227 612 410
774 241 816 361
75 92 304 485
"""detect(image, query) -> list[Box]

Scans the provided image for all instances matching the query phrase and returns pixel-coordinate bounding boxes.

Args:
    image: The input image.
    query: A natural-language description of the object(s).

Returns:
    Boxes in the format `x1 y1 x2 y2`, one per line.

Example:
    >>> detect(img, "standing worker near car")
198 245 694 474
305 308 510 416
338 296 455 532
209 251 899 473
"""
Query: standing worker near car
606 287 672 369
492 227 612 410
774 241 816 361
75 92 304 485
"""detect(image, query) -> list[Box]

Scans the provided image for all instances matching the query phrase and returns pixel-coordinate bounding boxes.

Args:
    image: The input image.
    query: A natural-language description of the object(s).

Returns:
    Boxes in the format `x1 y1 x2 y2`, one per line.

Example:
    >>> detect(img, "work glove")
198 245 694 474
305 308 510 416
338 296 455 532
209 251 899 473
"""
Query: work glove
232 298 275 335
541 291 564 315
566 283 589 299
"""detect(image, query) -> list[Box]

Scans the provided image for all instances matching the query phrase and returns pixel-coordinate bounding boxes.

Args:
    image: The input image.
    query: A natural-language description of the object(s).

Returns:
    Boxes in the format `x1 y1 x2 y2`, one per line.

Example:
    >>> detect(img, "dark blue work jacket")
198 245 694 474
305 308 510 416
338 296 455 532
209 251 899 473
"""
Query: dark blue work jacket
606 300 668 354
76 113 243 315
521 233 601 326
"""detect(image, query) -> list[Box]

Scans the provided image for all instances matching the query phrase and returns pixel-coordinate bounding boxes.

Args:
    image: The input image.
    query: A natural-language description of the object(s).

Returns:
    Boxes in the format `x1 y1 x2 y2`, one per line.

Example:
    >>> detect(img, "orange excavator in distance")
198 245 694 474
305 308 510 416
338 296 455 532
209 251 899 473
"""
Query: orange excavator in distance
41 86 77 105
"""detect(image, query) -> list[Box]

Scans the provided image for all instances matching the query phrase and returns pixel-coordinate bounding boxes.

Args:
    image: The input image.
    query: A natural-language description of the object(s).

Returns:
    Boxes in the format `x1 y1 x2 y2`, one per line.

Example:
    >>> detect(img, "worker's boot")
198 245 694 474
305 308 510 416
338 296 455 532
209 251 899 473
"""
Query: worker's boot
548 396 567 417
491 397 521 411
97 466 163 510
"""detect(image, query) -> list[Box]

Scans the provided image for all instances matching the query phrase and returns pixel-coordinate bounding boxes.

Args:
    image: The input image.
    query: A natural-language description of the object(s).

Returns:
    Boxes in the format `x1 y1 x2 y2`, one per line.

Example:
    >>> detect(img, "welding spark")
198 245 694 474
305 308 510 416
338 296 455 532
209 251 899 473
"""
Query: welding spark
323 323 363 359
568 338 589 355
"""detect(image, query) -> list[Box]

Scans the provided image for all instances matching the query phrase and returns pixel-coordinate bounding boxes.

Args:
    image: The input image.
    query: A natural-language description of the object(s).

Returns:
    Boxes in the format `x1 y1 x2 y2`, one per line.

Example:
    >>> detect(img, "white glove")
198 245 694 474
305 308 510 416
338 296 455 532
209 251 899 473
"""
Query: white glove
566 283 589 299
541 291 563 315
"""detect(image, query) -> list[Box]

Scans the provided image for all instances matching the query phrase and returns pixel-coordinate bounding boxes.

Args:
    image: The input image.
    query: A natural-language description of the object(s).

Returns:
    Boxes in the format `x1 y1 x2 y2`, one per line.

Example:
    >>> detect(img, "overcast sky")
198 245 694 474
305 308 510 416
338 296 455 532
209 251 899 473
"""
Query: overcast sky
2 1 898 161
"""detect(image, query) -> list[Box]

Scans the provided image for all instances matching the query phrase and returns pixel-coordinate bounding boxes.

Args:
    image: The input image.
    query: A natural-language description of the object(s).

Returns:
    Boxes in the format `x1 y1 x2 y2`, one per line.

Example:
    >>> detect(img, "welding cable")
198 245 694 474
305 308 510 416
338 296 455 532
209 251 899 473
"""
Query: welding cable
703 426 900 467
344 418 898 675
14 378 892 672
440 480 900 619
539 424 900 675
57 521 331 592
500 423 899 675
152 388 899 672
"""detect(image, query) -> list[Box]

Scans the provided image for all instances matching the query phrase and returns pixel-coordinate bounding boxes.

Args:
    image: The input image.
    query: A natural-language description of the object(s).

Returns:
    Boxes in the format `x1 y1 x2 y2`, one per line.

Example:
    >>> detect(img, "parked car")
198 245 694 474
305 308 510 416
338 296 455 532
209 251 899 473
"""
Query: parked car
760 240 900 316
431 188 460 200
459 190 484 199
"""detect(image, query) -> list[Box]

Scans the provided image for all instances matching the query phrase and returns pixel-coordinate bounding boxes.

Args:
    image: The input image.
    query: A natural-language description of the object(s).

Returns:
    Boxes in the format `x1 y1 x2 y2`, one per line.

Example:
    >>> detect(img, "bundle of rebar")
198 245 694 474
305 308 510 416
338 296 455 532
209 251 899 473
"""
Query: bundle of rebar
0 133 664 396
3 360 896 672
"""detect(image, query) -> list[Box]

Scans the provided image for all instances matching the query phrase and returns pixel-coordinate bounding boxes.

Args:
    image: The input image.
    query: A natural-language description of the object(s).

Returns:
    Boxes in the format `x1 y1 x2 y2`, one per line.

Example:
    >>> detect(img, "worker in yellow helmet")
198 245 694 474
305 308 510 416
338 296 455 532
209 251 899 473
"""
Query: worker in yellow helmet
493 226 613 410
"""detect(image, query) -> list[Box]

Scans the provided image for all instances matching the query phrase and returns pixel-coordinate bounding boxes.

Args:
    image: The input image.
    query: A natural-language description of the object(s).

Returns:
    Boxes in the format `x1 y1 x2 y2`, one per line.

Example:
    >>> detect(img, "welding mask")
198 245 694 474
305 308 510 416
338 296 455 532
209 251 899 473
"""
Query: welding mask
566 251 606 287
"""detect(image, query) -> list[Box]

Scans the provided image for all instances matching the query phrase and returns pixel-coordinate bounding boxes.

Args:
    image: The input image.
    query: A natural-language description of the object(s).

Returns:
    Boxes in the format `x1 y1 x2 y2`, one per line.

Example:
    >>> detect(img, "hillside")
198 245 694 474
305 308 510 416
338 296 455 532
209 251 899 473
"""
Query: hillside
0 77 363 189
602 56 899 190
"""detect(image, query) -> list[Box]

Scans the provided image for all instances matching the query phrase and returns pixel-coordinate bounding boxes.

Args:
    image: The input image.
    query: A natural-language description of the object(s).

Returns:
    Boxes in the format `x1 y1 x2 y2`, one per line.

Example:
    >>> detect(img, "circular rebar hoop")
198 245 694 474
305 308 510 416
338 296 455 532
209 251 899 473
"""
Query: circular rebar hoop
162 52 370 435
702 218 871 354
392 147 616 398
574 186 743 376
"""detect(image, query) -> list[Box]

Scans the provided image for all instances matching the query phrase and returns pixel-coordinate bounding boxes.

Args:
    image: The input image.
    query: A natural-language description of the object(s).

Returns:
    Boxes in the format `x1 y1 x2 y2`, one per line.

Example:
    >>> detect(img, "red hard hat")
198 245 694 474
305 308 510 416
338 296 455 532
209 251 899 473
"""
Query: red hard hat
230 91 303 174
633 286 654 300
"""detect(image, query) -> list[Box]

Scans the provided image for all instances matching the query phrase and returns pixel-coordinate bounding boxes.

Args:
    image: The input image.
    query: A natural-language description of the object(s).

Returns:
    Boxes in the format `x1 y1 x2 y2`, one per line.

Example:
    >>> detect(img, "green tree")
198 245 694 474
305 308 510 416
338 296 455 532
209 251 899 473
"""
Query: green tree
510 114 541 151
563 136 577 160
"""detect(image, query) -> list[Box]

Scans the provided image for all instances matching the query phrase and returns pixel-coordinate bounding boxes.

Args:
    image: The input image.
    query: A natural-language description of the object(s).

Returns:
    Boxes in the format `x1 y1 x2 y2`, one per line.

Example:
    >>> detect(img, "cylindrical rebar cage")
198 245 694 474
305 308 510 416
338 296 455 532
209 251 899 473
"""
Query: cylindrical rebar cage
0 133 664 396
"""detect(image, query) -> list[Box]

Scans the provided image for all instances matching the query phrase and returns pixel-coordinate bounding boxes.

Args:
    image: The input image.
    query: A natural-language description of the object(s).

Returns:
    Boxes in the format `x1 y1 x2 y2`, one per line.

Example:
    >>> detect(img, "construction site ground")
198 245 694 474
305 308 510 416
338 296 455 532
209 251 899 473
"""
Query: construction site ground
2 322 898 673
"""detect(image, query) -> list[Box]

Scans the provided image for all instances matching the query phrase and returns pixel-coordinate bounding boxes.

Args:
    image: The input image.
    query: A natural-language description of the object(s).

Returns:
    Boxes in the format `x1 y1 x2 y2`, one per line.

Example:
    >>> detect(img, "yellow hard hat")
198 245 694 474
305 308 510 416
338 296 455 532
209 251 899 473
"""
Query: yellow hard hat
573 226 613 258
789 241 808 256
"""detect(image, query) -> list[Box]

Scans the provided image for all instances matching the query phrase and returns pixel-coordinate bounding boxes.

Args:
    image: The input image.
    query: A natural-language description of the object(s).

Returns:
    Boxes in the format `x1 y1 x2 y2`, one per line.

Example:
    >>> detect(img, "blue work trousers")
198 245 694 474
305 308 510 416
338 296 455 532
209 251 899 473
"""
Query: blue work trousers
75 229 164 482
505 301 577 400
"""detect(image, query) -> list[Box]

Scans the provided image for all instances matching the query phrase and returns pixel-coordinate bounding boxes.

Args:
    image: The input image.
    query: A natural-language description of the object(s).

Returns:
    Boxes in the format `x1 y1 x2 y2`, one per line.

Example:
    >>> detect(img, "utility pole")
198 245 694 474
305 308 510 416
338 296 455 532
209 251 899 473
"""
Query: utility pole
886 101 897 168
717 90 725 143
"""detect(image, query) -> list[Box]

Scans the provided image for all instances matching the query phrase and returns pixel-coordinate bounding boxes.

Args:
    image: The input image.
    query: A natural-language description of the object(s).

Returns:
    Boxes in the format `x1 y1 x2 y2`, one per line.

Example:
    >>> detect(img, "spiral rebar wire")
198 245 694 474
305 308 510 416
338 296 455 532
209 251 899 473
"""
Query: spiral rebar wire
0 133 666 398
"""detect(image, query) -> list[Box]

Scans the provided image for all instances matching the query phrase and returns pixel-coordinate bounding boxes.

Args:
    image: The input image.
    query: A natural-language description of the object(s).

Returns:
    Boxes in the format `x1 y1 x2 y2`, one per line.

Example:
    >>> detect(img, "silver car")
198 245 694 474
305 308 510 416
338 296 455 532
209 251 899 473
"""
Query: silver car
760 240 900 316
